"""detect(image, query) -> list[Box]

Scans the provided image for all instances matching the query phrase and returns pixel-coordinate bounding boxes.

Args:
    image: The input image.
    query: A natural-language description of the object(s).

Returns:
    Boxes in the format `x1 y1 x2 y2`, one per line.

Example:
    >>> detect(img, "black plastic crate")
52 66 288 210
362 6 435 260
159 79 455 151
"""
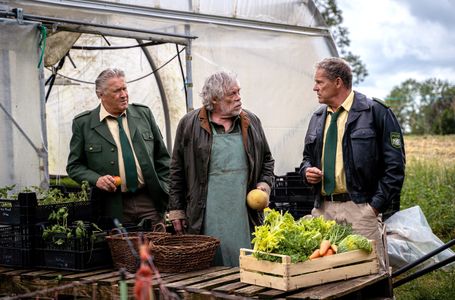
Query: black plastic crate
35 246 111 272
36 201 93 223
35 227 112 271
271 172 313 199
0 224 35 248
0 247 33 267
0 193 37 225
270 170 315 220
269 201 314 220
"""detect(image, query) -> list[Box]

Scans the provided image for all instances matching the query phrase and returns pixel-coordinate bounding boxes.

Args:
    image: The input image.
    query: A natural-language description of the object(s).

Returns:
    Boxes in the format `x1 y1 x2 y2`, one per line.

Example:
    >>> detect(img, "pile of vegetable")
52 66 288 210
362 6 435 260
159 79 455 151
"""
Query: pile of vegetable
251 209 372 263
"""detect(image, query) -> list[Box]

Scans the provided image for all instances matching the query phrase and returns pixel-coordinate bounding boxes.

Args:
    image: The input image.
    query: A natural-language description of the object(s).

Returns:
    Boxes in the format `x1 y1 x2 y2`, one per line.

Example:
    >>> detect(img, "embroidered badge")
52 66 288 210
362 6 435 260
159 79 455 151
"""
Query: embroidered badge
390 132 402 148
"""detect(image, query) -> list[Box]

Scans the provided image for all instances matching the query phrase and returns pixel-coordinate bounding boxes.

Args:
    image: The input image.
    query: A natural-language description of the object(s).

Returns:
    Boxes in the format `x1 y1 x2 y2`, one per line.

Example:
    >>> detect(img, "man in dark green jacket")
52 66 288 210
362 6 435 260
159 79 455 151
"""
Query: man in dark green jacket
66 68 170 227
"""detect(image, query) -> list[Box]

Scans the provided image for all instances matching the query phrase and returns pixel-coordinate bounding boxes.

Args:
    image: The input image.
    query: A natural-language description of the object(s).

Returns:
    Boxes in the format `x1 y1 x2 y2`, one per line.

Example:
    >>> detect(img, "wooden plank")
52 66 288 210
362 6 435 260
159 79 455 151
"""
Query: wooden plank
2 269 35 276
165 267 239 289
186 272 240 290
39 271 74 280
119 267 228 287
234 284 268 297
211 281 249 293
97 272 135 285
20 269 56 279
0 267 14 274
256 288 289 299
286 273 389 299
80 270 120 282
160 266 231 283
62 269 110 280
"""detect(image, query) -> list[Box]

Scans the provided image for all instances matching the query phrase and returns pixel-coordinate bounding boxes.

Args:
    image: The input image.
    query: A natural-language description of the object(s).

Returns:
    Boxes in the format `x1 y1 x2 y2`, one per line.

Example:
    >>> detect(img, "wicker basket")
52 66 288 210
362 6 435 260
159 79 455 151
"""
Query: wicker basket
149 234 220 273
106 228 169 273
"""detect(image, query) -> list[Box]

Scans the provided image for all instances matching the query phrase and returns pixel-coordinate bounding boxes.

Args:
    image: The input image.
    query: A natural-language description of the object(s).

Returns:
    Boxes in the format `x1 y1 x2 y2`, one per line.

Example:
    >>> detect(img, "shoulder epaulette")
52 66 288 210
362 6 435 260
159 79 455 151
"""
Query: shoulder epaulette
74 110 91 119
372 97 390 108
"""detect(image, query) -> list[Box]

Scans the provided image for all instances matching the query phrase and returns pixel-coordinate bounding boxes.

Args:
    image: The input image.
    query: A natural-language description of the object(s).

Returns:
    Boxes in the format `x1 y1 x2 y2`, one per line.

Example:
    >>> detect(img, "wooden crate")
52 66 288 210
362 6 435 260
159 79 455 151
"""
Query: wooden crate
239 243 379 291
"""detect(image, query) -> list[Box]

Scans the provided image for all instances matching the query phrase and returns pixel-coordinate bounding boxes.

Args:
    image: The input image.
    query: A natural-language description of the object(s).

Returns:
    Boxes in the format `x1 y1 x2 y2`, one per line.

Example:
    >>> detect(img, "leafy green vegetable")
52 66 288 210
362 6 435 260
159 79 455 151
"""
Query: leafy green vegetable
324 222 353 245
252 209 338 263
337 234 373 253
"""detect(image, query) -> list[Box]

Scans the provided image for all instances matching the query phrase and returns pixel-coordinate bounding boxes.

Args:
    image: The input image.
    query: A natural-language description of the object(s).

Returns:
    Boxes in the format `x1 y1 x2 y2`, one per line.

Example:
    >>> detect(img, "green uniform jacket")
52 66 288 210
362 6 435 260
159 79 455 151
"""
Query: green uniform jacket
66 103 170 220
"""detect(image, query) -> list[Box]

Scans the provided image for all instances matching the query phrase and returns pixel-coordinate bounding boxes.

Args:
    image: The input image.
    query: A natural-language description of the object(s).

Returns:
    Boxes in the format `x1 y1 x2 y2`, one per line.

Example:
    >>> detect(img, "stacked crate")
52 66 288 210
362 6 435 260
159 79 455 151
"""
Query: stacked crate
0 188 113 271
0 192 37 267
270 168 314 219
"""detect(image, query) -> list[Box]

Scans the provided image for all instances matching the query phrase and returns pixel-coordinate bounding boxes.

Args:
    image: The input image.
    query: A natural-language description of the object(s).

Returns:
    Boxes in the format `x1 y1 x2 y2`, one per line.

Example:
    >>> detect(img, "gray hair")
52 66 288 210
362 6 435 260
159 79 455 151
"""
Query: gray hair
95 68 125 98
316 57 352 89
200 71 239 111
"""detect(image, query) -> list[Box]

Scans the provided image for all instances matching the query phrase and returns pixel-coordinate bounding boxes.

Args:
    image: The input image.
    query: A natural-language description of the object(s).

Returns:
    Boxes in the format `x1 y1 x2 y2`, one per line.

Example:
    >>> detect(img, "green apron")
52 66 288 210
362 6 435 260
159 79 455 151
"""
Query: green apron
203 124 251 267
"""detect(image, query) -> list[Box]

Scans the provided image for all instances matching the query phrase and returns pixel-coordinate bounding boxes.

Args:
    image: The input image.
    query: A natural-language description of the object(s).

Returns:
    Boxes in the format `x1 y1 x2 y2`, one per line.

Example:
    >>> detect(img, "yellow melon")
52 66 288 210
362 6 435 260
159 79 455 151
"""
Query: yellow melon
246 189 269 211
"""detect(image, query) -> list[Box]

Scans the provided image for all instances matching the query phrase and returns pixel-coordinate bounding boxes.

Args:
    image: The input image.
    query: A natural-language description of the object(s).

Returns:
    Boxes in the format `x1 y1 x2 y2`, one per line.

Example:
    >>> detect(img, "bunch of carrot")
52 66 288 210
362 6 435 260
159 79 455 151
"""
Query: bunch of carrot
309 222 352 260
309 240 338 259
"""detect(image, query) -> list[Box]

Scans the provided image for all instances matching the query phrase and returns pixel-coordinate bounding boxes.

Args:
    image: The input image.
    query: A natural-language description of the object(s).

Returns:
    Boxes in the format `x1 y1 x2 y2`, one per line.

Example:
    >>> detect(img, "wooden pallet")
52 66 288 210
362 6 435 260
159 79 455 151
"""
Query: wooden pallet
240 244 379 291
0 263 391 299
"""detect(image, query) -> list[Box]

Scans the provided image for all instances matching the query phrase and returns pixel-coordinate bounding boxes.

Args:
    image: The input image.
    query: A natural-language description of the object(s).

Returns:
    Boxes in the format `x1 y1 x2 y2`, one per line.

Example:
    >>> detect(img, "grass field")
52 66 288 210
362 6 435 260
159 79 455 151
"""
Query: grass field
393 135 455 300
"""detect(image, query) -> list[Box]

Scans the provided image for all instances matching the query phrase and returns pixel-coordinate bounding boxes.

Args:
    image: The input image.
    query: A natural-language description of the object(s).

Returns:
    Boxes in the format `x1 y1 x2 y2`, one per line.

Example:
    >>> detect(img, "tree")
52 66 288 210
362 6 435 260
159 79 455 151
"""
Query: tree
314 0 368 85
385 79 420 133
386 78 455 134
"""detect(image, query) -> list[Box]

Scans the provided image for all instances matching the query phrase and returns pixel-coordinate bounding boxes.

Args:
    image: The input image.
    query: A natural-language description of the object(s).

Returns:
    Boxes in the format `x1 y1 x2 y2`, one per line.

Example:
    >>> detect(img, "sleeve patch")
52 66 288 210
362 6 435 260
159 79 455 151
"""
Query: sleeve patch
390 132 402 148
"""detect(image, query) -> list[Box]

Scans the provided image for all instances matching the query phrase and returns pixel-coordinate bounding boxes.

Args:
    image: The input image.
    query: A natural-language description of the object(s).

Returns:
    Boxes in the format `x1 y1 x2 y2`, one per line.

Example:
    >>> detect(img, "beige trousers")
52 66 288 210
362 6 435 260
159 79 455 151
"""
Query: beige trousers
312 201 389 273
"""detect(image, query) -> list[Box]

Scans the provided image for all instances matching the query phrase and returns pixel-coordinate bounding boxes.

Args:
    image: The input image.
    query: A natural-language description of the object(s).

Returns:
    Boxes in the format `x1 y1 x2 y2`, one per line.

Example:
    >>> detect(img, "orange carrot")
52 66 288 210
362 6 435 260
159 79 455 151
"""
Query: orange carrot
330 244 338 253
319 240 331 256
324 248 334 256
309 249 321 260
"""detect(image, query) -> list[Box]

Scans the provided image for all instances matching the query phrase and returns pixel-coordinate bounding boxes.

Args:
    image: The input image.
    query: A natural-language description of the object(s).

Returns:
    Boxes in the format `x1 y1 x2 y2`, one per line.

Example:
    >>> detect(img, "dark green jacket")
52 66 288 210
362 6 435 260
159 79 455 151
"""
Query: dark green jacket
66 103 170 220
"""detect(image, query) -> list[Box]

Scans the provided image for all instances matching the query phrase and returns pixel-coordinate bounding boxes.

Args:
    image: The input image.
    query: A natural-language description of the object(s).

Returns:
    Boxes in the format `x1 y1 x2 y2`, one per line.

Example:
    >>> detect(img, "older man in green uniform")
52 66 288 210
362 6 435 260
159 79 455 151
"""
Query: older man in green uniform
66 68 170 227
168 71 275 267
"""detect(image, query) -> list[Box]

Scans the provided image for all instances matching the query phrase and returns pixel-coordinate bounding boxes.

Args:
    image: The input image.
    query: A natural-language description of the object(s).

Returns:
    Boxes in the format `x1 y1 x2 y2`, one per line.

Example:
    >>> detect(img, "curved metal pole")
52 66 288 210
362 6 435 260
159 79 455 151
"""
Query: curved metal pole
136 39 172 153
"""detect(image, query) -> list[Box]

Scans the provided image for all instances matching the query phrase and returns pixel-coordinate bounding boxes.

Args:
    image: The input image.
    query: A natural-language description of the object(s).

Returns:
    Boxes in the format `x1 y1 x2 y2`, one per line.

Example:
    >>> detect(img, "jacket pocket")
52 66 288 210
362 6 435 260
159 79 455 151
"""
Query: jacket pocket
350 128 377 182
142 132 154 141
142 131 154 155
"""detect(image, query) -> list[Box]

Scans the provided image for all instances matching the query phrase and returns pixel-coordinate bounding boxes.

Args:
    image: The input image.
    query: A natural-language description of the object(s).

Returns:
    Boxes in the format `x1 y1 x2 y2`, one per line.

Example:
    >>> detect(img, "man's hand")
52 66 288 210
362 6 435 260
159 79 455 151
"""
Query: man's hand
171 219 187 235
305 167 323 184
96 175 117 192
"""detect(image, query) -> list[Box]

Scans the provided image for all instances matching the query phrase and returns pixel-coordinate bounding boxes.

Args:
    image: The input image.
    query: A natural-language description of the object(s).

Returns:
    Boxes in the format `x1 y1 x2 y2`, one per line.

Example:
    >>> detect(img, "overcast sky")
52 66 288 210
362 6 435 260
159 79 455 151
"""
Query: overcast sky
337 0 455 99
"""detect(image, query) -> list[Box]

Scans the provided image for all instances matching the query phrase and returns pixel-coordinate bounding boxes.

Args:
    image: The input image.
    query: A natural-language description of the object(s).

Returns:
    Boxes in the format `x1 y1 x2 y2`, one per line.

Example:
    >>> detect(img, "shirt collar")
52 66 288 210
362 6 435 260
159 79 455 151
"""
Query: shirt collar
99 104 126 122
327 90 354 113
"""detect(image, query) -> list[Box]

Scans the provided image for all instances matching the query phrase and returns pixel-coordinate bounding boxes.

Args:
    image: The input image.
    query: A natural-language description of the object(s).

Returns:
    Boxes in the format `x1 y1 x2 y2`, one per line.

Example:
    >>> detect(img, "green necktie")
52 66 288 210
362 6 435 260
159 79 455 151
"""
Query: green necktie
117 116 138 192
323 109 342 195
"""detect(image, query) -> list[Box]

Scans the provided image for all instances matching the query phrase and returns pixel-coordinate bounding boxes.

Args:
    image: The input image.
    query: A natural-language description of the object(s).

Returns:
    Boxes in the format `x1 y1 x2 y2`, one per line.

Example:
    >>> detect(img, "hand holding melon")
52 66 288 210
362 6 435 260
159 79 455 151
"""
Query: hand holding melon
246 189 269 211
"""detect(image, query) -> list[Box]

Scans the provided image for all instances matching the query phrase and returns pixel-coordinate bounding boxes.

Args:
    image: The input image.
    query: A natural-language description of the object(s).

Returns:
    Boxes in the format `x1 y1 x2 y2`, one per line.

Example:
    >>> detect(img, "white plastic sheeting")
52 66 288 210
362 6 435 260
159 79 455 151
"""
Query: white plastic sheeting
0 19 46 188
386 206 455 271
5 0 337 178
45 36 186 175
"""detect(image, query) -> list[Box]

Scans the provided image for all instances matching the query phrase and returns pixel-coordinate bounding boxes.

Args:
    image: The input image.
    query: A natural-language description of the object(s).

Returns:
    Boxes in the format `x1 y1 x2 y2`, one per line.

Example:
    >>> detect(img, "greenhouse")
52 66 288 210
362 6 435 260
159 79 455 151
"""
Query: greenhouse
1 0 337 187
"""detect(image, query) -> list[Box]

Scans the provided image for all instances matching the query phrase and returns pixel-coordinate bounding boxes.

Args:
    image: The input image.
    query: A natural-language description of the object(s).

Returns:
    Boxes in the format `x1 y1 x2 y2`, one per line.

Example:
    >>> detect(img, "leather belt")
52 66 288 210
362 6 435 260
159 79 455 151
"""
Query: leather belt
323 193 351 202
